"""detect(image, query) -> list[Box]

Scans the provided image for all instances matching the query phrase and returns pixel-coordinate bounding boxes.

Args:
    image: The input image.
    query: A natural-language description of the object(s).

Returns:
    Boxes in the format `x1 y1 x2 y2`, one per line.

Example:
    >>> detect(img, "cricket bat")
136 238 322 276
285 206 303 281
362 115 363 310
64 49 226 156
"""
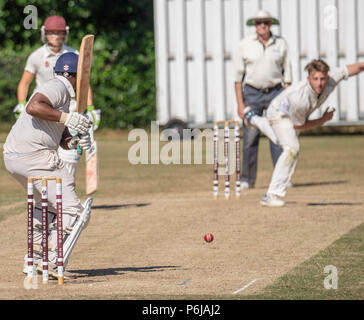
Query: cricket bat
76 34 94 113
76 34 98 194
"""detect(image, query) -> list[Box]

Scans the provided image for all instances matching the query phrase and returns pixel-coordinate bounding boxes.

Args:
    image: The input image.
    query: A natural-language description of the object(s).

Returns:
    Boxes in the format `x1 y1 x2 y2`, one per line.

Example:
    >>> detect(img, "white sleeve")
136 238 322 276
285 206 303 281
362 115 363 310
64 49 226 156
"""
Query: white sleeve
329 66 349 84
233 42 246 83
24 53 37 74
288 94 310 126
290 109 308 126
36 82 67 109
281 40 292 84
278 97 290 115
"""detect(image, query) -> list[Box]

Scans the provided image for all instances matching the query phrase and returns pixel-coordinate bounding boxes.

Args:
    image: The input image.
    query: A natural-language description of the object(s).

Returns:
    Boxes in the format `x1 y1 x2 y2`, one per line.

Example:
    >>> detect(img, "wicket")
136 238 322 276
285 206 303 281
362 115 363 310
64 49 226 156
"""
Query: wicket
213 120 241 200
27 176 64 285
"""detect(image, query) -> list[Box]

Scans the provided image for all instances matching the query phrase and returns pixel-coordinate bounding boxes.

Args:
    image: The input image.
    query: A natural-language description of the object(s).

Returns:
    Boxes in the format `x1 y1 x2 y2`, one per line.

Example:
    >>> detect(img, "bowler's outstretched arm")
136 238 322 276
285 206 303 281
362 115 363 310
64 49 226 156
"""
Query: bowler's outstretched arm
346 62 364 76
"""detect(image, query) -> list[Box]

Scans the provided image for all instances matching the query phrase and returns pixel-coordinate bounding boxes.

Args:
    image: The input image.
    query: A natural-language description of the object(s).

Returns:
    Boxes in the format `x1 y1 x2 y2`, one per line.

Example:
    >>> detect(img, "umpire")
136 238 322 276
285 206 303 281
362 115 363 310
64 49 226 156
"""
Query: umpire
233 10 292 190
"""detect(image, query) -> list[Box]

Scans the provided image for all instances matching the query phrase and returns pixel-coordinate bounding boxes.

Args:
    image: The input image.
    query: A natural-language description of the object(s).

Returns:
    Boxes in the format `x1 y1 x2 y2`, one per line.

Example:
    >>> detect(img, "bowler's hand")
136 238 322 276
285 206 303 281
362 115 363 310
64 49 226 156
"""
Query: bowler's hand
322 107 335 122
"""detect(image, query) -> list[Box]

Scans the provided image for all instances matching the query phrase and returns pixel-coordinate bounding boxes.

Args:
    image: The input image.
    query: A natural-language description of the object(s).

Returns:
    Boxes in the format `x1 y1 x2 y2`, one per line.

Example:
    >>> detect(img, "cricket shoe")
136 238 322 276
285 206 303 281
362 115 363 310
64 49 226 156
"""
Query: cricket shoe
240 181 255 190
36 262 78 280
260 193 285 207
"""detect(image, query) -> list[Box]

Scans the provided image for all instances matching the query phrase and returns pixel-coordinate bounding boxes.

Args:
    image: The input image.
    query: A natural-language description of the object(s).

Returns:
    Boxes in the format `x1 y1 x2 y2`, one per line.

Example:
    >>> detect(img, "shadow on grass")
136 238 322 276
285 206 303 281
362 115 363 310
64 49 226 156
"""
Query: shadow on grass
307 202 362 206
255 181 347 190
70 265 180 278
91 203 150 210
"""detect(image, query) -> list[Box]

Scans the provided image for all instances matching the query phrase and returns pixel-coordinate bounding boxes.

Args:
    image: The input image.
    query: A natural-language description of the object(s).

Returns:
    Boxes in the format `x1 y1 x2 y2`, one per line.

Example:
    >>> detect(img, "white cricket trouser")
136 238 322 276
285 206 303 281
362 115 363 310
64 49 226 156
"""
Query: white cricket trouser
3 149 82 264
267 117 300 197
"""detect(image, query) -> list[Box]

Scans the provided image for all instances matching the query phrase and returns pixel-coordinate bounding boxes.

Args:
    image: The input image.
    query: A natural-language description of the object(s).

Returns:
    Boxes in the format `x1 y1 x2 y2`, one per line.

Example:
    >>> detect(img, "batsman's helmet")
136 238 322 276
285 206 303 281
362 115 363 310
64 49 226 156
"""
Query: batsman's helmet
54 52 78 77
41 15 69 43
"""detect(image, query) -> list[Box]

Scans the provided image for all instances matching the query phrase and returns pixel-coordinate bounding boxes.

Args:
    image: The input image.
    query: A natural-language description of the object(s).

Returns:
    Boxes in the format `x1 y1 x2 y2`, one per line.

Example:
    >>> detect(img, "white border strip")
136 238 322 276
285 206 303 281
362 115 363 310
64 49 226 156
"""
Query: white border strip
233 279 257 295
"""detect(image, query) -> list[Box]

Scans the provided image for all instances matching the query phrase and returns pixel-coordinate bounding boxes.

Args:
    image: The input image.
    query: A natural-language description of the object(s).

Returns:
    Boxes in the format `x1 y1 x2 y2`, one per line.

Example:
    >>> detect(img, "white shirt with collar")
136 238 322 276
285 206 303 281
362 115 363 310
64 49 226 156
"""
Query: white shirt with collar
233 33 292 89
25 43 78 91
4 75 75 154
267 66 349 126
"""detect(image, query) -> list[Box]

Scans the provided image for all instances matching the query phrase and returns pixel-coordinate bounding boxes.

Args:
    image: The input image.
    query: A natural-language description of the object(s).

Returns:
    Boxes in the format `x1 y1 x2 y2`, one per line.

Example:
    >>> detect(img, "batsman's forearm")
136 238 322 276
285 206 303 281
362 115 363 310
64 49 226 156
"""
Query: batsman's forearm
26 94 63 122
27 102 62 122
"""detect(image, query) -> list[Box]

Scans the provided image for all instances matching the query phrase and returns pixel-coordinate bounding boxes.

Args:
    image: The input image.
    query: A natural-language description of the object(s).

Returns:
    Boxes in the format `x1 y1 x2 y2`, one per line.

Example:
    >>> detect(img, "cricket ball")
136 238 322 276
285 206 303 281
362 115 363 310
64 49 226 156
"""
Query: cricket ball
204 233 214 243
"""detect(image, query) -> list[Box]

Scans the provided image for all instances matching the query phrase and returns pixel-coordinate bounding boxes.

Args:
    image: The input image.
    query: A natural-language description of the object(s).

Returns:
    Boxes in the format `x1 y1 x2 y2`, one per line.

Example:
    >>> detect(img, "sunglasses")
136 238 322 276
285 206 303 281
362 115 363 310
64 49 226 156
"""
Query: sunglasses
255 20 271 26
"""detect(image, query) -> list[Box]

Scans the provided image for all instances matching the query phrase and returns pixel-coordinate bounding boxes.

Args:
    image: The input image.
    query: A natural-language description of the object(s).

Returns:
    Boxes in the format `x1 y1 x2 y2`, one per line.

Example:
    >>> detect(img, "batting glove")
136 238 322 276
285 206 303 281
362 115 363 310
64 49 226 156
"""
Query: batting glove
13 101 26 119
60 112 91 135
78 133 92 150
86 105 101 131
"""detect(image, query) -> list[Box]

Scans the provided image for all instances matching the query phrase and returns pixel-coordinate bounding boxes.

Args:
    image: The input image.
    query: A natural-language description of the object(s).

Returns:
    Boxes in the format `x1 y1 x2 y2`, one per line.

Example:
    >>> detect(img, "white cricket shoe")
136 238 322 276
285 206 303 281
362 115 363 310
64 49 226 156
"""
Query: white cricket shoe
241 181 250 190
260 193 285 207
240 181 255 190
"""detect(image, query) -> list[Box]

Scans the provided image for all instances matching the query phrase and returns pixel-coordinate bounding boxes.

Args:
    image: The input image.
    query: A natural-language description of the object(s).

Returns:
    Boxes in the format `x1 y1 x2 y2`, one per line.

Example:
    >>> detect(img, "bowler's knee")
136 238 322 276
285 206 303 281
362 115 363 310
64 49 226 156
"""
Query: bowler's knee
283 145 299 160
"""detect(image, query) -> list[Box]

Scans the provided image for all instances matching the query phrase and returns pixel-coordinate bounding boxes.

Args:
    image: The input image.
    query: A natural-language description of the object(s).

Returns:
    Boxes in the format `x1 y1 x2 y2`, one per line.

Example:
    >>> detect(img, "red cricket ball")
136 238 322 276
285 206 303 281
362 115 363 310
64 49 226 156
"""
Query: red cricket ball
204 233 214 243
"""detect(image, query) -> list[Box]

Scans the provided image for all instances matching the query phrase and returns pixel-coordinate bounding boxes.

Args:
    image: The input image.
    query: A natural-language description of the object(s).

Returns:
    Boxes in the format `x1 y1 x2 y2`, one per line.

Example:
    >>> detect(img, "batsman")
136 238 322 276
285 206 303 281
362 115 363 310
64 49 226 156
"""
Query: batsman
3 49 94 279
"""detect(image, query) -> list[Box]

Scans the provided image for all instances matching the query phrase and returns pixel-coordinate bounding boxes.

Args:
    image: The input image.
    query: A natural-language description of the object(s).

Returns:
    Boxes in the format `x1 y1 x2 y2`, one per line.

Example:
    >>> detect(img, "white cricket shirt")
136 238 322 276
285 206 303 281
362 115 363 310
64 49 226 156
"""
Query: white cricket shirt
267 66 349 126
4 76 75 154
233 33 292 88
25 43 78 91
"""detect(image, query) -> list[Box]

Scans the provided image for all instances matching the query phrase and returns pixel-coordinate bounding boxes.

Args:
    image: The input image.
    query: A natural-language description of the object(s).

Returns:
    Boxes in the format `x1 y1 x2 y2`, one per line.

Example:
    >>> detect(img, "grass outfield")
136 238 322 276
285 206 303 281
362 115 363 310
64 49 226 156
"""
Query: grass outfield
0 129 363 300
245 222 364 300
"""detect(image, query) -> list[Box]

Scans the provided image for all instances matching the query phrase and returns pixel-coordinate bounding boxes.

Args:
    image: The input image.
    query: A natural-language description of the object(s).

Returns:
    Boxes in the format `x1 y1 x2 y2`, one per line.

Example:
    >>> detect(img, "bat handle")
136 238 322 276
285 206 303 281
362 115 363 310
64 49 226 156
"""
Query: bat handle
77 133 83 156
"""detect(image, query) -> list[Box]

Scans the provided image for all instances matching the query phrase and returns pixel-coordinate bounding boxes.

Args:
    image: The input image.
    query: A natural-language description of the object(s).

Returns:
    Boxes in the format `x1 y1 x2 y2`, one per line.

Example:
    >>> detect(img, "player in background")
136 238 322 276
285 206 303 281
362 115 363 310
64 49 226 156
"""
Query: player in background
14 15 101 177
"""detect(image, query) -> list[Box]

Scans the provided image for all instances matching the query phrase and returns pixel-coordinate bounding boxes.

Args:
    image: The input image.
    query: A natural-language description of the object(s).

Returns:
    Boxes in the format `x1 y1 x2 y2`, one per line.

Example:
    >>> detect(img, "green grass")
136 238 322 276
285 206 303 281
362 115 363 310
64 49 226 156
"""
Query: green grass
243 223 364 300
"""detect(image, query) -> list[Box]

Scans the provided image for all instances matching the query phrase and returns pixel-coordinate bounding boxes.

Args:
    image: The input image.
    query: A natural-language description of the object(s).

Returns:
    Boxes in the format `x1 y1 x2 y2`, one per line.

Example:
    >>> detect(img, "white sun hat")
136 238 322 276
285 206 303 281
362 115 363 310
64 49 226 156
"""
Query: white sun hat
246 9 280 26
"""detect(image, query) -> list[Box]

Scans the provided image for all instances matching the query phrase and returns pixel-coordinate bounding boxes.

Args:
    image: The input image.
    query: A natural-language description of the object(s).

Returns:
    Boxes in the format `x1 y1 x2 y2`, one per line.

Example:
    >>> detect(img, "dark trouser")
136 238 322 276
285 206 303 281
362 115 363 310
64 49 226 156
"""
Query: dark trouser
241 84 284 186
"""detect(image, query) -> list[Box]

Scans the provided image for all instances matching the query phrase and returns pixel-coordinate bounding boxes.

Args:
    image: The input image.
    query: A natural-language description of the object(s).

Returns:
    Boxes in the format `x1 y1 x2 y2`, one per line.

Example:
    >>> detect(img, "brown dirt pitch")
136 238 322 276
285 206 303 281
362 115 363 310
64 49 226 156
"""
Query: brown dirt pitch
0 130 363 299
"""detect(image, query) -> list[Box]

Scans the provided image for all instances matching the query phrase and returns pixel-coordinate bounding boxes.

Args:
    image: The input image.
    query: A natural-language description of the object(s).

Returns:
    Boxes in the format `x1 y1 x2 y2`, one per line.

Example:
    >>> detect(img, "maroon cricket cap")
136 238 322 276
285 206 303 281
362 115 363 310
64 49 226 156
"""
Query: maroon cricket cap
44 16 67 31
